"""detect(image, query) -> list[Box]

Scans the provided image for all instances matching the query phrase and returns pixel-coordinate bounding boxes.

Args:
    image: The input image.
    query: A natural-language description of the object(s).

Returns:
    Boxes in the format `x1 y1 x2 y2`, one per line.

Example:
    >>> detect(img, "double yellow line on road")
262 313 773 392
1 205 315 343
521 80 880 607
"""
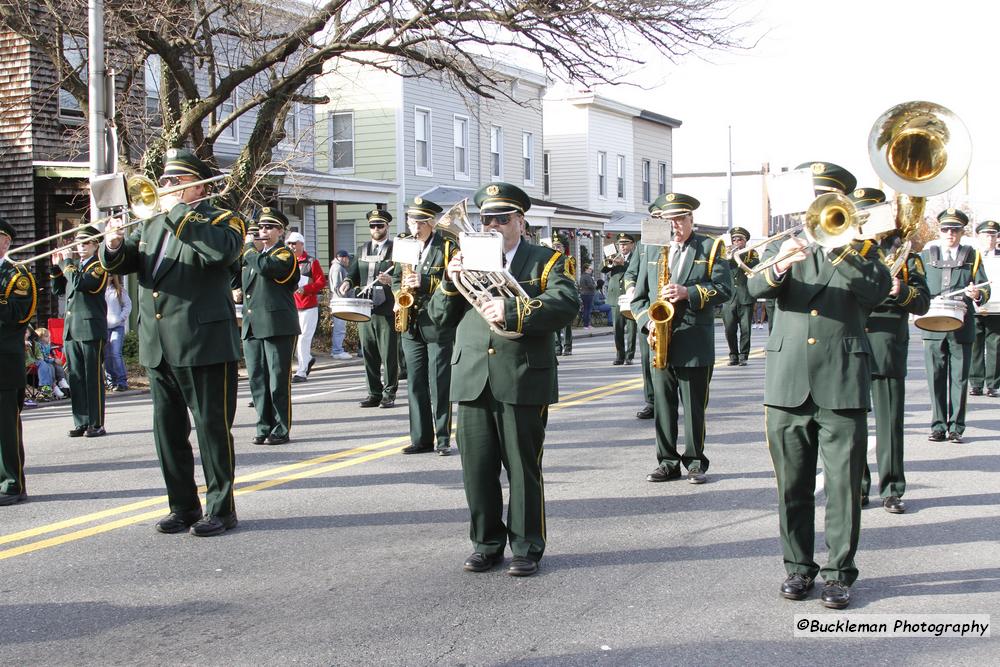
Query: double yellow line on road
2 350 763 561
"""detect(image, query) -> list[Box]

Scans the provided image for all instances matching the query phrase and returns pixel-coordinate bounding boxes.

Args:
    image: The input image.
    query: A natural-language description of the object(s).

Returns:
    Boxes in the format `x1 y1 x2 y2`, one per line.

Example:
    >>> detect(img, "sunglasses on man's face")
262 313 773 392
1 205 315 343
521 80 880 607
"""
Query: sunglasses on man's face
159 176 190 187
369 223 387 230
481 214 513 226
258 223 282 231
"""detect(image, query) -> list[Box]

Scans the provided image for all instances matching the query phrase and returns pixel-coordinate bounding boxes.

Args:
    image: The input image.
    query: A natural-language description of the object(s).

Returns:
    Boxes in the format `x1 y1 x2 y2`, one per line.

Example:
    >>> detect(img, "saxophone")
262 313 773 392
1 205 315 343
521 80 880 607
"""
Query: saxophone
648 246 675 370
395 263 415 333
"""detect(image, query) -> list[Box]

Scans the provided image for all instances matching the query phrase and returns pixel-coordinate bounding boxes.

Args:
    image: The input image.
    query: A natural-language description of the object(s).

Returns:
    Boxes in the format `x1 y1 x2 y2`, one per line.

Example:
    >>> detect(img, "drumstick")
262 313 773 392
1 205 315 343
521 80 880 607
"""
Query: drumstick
938 280 991 300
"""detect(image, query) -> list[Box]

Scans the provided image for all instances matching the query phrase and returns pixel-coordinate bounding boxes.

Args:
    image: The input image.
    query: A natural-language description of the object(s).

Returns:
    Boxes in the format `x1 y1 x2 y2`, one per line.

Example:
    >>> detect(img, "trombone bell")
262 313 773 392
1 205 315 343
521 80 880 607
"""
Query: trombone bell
127 176 161 219
804 193 858 249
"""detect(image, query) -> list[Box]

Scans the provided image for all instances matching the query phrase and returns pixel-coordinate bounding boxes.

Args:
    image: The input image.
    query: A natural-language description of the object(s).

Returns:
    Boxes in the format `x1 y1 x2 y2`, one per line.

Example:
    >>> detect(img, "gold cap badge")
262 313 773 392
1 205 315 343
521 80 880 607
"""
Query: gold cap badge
486 185 500 196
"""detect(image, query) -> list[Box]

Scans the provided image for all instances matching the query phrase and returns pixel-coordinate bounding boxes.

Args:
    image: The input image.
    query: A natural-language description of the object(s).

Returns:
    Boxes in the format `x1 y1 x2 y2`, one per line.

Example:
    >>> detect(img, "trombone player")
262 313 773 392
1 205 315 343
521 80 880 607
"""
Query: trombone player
101 148 246 537
604 233 637 365
748 162 891 609
631 193 730 485
722 226 757 366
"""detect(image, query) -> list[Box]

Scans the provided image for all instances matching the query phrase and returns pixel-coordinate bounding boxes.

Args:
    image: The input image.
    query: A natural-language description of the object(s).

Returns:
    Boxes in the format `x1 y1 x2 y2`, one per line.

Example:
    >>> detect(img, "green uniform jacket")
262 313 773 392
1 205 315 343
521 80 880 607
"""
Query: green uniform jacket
50 256 108 342
623 242 644 290
346 239 395 317
392 231 455 343
603 254 631 302
630 234 732 367
727 250 759 305
240 242 300 340
919 244 992 344
865 253 931 378
99 200 246 367
748 241 892 409
426 242 580 405
0 260 37 389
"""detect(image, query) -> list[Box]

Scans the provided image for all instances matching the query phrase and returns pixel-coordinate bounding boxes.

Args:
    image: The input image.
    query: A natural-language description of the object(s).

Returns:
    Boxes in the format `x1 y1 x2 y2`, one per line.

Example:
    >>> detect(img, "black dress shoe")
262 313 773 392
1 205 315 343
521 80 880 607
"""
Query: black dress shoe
266 434 290 445
68 426 87 438
247 400 255 408
646 466 681 482
969 386 983 396
821 580 851 609
613 358 624 366
0 492 27 507
883 495 906 514
436 447 452 457
727 359 739 366
738 359 748 366
928 431 946 442
624 358 634 365
636 406 654 420
379 398 395 409
687 468 707 485
359 396 381 408
988 389 1000 398
190 513 238 537
948 431 963 443
155 509 204 534
860 495 869 507
463 551 504 572
563 351 572 356
84 426 106 438
507 556 539 577
555 350 563 356
780 573 814 601
251 435 267 445
306 358 316 376
291 375 307 384
401 443 434 455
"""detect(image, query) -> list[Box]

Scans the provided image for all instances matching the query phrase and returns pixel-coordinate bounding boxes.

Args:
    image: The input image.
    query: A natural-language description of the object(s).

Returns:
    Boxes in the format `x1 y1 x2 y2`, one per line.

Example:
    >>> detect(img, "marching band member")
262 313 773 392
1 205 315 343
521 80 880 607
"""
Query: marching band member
0 216 37 506
632 193 731 485
50 226 108 437
969 220 1000 397
552 236 576 356
427 182 578 577
920 209 991 443
624 237 655 420
393 197 456 456
749 162 890 609
101 148 246 536
722 226 757 366
852 189 929 514
241 208 300 446
604 233 637 365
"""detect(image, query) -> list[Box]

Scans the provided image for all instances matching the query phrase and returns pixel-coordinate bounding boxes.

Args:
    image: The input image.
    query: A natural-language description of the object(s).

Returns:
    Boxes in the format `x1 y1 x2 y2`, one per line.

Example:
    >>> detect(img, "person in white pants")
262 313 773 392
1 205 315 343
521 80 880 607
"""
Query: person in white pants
288 232 327 383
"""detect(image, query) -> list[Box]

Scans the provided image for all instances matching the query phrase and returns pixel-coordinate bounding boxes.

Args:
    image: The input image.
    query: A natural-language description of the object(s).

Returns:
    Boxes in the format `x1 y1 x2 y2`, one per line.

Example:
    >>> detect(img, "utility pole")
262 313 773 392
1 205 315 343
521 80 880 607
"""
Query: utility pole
727 125 733 229
88 0 106 223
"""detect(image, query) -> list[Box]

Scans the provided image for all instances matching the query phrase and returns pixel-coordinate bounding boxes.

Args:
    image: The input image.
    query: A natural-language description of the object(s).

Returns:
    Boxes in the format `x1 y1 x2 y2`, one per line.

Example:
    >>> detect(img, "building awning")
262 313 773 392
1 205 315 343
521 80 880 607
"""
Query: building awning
273 169 397 205
606 210 646 233
33 161 90 179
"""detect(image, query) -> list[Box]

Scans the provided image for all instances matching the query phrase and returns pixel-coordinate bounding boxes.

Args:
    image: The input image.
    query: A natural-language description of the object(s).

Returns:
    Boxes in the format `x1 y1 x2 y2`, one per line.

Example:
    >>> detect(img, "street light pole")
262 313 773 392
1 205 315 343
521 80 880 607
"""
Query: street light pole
88 0 106 223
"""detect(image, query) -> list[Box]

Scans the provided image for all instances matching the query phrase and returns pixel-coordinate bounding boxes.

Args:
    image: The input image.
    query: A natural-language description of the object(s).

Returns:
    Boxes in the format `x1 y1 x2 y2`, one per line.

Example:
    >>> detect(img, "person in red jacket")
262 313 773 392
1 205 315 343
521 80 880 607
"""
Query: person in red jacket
288 232 327 383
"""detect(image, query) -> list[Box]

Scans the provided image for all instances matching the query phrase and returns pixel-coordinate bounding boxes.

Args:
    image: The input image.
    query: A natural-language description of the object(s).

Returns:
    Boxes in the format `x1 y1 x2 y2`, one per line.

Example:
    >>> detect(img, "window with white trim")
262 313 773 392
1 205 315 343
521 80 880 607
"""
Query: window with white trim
522 132 534 184
642 159 651 204
617 155 626 199
59 34 86 119
490 126 503 179
454 115 469 179
415 107 432 175
543 151 551 197
597 151 607 197
217 76 238 143
144 54 162 126
330 111 354 171
658 162 667 196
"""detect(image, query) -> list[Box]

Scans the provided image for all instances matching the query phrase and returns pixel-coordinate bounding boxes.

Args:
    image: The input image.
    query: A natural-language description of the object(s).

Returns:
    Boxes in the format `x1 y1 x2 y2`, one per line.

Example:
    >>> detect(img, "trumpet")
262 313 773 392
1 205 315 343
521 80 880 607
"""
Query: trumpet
733 192 860 275
10 172 230 265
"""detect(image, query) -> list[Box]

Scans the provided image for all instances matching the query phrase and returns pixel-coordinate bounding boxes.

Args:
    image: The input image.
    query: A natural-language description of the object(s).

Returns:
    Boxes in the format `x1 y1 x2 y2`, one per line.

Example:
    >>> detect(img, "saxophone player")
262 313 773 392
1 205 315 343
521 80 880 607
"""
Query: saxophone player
393 197 457 456
631 193 731 485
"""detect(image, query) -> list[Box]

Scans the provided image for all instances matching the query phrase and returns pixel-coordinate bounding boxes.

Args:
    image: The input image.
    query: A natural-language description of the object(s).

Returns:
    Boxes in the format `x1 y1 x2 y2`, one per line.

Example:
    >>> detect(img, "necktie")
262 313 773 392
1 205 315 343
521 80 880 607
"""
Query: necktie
669 243 682 275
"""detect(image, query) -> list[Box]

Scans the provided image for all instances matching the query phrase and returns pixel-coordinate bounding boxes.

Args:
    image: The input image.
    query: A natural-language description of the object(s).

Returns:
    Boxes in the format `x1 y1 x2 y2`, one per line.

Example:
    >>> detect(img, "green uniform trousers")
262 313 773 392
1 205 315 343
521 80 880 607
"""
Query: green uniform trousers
970 315 1000 391
652 364 712 472
923 337 971 435
0 388 26 496
360 313 398 401
639 333 653 409
458 383 548 562
766 397 866 586
244 335 295 439
147 360 238 518
612 306 637 362
555 325 572 354
402 332 453 450
64 338 106 430
722 301 753 362
862 376 906 499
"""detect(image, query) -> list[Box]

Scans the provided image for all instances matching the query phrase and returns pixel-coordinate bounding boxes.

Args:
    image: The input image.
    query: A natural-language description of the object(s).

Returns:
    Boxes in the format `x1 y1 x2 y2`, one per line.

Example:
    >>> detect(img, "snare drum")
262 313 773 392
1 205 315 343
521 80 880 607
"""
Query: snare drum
977 300 1000 315
330 297 373 322
913 297 966 332
618 294 635 320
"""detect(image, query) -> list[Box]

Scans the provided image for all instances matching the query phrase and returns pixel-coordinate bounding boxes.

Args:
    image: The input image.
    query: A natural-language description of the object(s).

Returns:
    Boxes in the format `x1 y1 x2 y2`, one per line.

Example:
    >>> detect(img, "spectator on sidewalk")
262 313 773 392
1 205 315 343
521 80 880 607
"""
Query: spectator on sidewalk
593 279 613 325
328 250 353 361
579 263 597 329
288 232 327 383
105 275 132 391
34 327 70 399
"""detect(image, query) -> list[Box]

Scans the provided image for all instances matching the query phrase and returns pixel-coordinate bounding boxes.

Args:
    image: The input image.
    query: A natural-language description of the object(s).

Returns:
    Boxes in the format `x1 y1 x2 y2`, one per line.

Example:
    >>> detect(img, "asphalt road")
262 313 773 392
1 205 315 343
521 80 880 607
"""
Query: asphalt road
4 325 998 665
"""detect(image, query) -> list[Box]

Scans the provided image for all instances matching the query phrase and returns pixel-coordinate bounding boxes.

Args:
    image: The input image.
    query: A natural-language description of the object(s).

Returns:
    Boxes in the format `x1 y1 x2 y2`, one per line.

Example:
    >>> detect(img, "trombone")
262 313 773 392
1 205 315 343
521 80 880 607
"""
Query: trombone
10 172 229 265
732 192 860 274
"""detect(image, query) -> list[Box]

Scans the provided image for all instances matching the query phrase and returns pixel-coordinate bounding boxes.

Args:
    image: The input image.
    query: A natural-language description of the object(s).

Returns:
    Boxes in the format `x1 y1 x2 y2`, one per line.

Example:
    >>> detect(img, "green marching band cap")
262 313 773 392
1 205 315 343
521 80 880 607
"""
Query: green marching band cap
795 161 857 196
162 148 214 181
0 216 15 242
551 234 565 248
366 209 392 225
652 192 700 219
848 187 886 210
730 226 750 241
616 232 635 243
406 197 443 219
74 225 101 241
257 207 289 229
937 208 969 229
474 182 532 215
976 220 1000 234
